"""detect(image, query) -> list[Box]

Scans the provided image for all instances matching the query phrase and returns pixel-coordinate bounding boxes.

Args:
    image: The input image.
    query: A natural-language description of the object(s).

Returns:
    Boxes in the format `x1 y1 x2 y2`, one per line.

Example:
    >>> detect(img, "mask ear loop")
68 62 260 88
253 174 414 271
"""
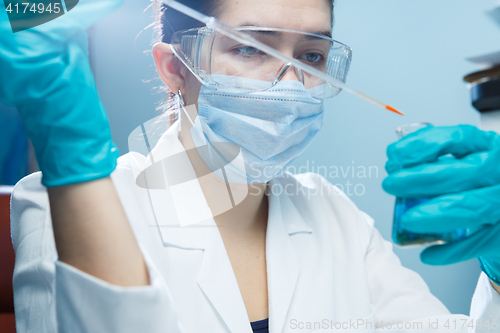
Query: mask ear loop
178 89 196 127
178 89 216 171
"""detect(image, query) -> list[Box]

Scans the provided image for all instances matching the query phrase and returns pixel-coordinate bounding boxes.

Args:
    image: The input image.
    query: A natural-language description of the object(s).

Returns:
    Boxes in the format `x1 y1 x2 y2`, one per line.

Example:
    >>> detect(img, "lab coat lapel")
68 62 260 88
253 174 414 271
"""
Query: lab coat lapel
197 226 253 333
266 179 309 333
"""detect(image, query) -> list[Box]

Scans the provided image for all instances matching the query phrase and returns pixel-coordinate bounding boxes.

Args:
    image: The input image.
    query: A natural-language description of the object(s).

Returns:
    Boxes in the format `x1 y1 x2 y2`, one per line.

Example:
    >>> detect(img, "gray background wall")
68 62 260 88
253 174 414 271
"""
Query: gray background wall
89 0 500 315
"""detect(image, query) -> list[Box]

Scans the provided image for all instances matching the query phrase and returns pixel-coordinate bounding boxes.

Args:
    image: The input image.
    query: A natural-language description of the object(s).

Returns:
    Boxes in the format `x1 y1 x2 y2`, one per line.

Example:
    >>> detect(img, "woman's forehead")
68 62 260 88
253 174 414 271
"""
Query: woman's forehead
217 0 332 35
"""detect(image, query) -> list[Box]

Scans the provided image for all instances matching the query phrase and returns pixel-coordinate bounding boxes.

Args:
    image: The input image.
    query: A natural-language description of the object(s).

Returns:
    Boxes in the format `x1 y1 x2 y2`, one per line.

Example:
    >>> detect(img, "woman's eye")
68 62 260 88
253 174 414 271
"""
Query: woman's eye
235 46 260 56
299 53 323 63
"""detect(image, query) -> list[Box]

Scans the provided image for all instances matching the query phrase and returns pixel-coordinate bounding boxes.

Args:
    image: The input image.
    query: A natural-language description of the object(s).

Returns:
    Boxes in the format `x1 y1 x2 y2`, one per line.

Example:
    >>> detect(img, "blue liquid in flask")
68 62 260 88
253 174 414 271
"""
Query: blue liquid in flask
393 197 468 246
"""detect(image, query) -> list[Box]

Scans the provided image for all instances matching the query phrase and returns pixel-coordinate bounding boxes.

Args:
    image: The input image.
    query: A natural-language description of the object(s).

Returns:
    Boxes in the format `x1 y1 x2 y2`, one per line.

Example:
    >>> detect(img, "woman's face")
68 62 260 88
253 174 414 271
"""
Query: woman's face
180 0 333 106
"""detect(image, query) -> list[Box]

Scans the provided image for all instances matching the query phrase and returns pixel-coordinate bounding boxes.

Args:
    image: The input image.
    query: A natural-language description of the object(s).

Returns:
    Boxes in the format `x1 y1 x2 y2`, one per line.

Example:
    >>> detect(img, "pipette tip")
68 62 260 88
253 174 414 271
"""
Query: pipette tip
386 105 404 116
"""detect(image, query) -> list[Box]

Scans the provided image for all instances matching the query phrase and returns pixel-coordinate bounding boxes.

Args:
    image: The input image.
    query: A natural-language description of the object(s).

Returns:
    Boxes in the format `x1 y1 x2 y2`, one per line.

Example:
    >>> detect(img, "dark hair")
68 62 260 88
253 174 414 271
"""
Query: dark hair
160 1 222 43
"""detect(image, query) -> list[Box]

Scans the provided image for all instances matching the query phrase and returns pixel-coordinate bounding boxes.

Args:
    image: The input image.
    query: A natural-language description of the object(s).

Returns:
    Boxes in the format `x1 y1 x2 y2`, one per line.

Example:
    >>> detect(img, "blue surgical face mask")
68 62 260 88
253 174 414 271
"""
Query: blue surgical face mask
184 75 325 184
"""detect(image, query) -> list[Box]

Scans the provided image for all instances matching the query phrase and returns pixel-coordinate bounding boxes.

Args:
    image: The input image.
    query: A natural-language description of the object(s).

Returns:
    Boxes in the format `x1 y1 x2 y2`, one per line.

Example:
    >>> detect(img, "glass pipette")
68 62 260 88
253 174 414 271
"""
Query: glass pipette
160 0 404 116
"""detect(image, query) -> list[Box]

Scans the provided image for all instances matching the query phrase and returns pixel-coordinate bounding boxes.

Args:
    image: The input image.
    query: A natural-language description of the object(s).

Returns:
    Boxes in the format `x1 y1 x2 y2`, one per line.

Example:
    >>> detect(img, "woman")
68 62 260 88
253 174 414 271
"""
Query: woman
1 0 500 332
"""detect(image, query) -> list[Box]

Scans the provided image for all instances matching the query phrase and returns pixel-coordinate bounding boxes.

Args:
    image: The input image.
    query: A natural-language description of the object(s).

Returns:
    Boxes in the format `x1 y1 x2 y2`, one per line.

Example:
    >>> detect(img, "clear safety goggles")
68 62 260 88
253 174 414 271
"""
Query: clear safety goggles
170 26 352 99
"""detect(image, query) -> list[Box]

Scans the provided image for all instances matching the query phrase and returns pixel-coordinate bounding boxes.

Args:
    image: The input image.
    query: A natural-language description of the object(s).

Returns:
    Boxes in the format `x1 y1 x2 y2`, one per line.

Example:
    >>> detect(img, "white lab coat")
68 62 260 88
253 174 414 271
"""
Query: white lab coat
10 121 500 333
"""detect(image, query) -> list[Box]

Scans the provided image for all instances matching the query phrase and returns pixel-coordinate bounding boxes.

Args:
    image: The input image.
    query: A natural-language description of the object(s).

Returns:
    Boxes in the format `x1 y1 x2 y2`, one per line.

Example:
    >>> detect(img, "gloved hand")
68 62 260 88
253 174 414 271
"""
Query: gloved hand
0 0 123 187
383 124 500 285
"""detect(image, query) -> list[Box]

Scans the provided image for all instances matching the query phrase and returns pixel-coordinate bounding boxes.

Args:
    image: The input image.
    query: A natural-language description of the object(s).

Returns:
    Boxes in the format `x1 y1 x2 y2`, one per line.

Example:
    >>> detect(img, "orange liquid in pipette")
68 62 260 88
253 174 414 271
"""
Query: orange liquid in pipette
386 106 404 116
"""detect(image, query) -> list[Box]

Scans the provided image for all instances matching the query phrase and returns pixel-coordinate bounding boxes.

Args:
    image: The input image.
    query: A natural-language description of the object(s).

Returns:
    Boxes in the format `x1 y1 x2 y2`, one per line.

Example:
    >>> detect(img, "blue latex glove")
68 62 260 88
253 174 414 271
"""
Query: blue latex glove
0 0 123 187
383 125 500 285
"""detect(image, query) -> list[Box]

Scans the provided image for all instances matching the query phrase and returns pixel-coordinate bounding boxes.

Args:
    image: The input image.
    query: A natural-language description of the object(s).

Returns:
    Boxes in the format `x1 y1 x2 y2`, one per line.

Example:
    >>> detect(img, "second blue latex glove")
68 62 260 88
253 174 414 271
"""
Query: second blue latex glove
0 0 123 187
383 125 500 285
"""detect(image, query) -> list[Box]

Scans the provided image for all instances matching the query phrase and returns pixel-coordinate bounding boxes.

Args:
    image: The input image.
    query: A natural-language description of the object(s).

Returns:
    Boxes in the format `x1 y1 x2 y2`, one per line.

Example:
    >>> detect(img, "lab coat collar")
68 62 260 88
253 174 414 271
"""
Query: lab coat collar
268 176 315 236
139 121 314 332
